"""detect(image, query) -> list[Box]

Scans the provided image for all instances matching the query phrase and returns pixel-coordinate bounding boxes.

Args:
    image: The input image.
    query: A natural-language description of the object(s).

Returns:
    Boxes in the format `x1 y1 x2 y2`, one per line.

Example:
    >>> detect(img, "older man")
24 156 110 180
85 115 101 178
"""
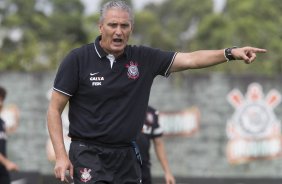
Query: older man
47 1 266 183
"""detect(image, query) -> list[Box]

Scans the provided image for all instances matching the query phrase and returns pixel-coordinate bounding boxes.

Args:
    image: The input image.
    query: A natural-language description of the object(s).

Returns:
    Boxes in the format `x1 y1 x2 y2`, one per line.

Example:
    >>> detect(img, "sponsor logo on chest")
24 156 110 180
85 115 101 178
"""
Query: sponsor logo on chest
89 72 104 86
89 60 140 87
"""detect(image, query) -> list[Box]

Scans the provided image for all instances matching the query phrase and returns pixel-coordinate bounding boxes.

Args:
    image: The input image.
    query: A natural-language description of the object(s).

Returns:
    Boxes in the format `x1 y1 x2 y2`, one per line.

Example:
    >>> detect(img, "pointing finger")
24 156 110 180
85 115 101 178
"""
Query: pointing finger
249 47 267 53
255 48 267 53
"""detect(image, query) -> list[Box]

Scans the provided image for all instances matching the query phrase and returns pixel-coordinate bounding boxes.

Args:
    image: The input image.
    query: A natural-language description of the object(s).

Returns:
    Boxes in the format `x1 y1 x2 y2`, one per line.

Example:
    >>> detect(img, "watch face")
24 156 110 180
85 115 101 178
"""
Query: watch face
238 104 270 135
227 48 232 56
225 47 236 60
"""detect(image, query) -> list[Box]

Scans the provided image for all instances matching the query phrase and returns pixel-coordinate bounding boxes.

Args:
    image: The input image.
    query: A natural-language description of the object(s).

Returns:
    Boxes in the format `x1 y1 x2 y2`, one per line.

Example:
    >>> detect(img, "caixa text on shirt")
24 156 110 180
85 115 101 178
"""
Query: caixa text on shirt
90 76 104 86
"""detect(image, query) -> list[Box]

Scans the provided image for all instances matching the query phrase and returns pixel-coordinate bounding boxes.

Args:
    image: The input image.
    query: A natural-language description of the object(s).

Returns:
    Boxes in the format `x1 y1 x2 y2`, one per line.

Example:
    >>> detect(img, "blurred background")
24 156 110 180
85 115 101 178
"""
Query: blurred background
1 0 282 183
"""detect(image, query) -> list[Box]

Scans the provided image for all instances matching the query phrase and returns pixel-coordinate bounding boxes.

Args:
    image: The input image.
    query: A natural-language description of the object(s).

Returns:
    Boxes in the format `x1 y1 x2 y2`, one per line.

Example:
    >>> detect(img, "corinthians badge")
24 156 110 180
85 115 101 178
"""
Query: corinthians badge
226 83 282 164
80 168 92 183
125 61 139 80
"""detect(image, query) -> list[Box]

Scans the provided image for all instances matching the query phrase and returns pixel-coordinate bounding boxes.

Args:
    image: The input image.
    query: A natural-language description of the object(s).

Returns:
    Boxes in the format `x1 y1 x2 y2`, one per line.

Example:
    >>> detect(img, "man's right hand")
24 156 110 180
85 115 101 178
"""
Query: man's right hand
54 156 73 183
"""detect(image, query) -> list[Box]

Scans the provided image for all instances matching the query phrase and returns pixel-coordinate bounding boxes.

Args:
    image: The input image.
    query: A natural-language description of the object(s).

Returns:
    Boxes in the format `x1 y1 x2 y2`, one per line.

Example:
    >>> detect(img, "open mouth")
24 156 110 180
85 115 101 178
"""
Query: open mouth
113 38 123 43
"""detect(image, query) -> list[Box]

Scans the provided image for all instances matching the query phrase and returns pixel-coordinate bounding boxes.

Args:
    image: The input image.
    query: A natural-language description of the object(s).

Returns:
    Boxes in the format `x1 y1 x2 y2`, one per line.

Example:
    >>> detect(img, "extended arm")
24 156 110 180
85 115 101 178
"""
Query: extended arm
153 137 175 184
47 90 73 182
170 47 267 72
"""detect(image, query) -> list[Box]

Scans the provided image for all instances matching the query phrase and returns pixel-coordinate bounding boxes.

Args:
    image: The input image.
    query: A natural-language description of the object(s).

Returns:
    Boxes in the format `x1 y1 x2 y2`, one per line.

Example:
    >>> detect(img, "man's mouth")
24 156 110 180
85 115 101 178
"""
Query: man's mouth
113 38 123 43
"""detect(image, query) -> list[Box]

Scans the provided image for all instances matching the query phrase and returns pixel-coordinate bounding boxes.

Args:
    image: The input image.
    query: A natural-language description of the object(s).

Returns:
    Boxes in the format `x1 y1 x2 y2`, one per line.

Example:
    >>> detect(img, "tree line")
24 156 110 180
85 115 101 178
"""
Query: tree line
0 0 281 75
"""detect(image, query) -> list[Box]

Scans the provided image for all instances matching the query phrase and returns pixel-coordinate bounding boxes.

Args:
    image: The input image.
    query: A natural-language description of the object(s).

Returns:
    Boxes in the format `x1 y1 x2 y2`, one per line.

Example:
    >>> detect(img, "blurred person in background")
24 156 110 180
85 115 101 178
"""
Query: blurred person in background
0 86 19 184
47 1 266 183
137 106 175 184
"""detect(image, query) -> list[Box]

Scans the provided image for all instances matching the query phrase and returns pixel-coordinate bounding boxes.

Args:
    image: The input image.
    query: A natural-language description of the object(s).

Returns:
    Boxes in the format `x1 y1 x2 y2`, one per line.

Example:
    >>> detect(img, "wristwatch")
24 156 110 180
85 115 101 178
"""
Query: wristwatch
224 46 237 62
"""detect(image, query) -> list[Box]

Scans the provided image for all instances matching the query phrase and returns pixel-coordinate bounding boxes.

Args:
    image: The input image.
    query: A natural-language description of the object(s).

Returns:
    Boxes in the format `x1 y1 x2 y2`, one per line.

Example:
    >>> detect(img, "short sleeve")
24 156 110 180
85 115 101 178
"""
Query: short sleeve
53 50 79 96
140 46 176 77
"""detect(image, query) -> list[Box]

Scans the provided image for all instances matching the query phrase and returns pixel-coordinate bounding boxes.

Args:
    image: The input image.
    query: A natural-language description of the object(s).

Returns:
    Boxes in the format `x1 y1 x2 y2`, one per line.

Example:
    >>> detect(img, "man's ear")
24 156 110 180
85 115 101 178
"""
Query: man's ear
99 23 103 34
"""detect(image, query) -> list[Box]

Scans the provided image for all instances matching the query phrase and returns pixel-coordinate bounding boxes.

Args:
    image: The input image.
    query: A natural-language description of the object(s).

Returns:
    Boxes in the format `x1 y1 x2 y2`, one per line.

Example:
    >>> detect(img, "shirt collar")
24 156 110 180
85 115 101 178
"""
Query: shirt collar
94 35 128 59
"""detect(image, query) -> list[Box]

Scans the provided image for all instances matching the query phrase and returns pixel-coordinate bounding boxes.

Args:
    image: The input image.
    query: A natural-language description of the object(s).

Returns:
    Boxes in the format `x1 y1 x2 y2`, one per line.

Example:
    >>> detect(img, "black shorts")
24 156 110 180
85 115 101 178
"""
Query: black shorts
69 141 142 184
141 164 151 184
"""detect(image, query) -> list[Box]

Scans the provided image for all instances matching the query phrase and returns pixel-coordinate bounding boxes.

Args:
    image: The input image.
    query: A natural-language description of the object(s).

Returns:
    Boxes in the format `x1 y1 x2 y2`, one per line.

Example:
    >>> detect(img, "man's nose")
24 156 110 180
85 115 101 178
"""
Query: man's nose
115 26 122 35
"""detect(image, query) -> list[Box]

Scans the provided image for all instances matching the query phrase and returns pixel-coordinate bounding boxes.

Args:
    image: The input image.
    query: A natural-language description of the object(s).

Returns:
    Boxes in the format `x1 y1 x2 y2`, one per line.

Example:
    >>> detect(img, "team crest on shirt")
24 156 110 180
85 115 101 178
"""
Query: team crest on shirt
80 168 92 183
125 61 139 80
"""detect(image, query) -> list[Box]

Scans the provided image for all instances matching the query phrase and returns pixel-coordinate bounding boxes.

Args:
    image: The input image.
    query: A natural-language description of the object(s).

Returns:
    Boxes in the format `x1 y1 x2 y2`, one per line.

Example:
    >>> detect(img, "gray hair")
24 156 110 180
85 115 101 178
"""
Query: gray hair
100 1 134 25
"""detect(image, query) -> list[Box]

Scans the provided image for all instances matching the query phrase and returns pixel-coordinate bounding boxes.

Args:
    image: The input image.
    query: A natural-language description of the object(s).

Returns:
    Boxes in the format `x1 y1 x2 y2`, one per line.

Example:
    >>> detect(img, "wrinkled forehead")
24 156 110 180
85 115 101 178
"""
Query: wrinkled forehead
102 8 132 24
102 7 133 23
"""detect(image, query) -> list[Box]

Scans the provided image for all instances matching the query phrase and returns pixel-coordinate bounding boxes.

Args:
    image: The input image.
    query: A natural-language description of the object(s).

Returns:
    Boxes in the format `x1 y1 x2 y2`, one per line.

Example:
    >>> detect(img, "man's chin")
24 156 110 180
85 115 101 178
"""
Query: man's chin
110 46 125 54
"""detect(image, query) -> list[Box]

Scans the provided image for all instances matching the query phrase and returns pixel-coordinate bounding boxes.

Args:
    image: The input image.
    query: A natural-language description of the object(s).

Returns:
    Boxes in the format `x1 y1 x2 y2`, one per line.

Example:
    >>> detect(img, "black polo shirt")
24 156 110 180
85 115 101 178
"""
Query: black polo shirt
53 36 176 145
